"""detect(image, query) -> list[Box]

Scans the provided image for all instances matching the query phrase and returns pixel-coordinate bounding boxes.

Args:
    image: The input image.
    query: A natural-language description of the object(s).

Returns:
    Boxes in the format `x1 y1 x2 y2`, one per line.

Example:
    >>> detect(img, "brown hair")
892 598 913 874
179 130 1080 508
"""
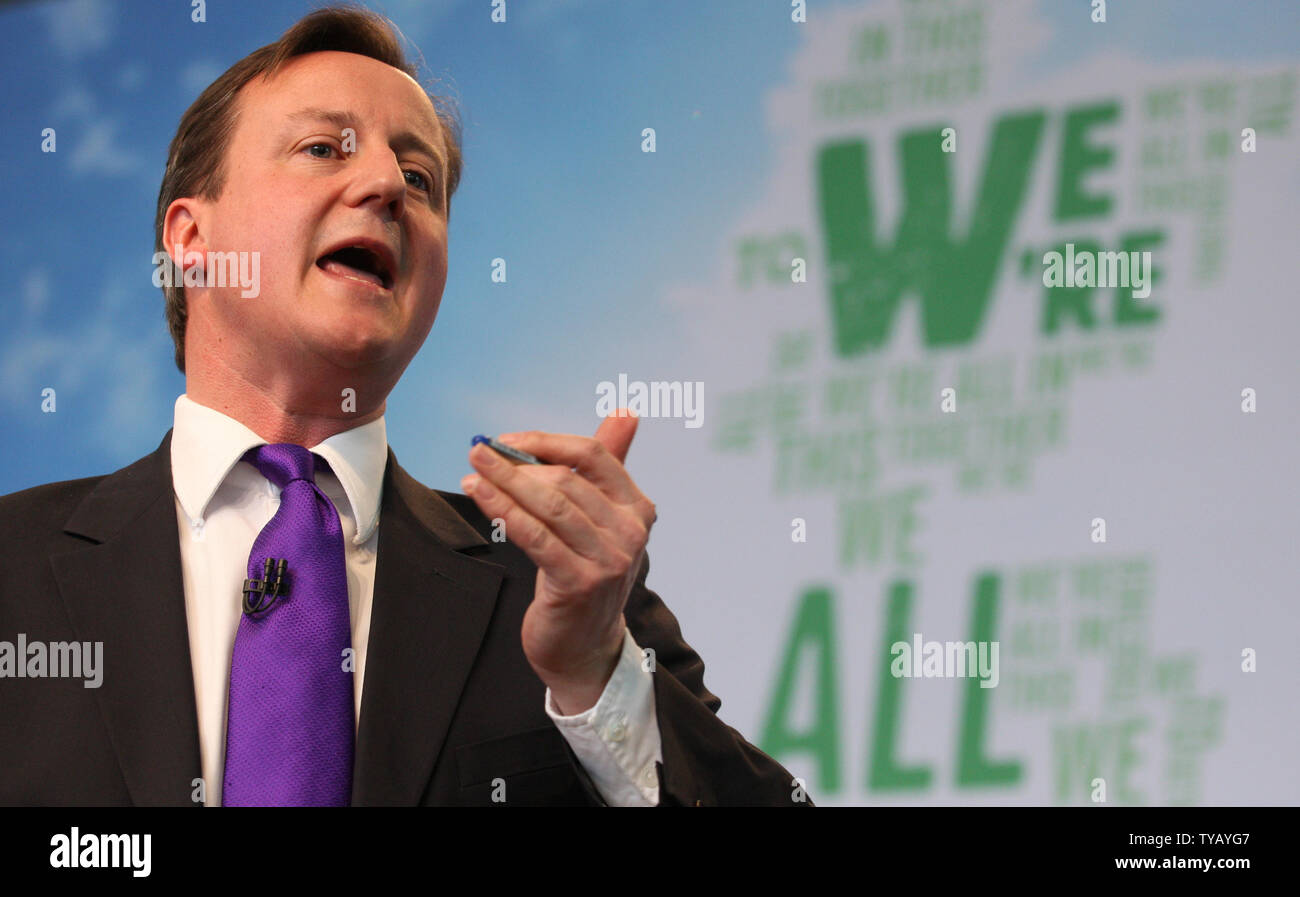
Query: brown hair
154 5 463 374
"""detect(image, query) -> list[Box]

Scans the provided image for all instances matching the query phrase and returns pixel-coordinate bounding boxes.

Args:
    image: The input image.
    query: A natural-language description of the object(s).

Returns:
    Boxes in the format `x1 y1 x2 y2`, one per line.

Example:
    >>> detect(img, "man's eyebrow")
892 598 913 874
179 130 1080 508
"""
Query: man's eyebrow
284 107 356 132
391 129 446 175
284 107 446 175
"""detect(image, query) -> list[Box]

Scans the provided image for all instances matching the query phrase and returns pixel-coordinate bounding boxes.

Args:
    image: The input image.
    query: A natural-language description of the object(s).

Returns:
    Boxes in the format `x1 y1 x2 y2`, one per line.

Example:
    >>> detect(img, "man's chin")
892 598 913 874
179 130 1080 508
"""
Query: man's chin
304 330 402 371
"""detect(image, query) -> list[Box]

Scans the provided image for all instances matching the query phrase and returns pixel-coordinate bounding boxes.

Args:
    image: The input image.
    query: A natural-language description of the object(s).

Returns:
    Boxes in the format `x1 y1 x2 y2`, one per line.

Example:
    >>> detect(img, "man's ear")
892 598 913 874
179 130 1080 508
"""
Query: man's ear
161 197 210 269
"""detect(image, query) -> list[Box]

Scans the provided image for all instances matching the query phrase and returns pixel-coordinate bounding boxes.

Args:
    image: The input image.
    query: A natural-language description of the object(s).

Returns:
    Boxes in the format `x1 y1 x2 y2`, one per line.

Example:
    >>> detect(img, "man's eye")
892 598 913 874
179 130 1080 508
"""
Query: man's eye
403 169 430 191
305 143 337 158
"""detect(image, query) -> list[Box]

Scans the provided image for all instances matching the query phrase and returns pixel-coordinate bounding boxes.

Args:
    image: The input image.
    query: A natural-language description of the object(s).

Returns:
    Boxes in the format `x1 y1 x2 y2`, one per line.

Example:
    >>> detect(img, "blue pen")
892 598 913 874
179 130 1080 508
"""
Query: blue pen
471 434 544 465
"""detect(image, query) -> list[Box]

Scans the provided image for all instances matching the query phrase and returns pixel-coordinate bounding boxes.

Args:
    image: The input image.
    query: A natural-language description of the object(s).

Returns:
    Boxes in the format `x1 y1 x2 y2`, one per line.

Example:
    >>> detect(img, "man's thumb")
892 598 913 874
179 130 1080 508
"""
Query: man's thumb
596 409 638 463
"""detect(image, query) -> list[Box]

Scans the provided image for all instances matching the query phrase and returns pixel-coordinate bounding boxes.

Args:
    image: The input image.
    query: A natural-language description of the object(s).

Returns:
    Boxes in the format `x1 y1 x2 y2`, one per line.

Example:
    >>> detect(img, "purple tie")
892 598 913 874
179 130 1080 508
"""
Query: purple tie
223 443 354 806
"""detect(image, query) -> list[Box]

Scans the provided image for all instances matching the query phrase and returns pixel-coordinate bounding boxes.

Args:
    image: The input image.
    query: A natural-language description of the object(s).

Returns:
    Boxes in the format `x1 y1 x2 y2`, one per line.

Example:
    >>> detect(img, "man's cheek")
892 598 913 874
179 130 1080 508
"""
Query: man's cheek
247 259 300 307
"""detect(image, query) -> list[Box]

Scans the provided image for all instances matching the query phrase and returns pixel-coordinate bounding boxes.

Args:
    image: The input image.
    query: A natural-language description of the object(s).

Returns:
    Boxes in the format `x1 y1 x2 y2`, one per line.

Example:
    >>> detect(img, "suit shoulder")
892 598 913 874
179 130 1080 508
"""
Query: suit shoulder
425 486 540 570
0 473 107 543
432 488 493 536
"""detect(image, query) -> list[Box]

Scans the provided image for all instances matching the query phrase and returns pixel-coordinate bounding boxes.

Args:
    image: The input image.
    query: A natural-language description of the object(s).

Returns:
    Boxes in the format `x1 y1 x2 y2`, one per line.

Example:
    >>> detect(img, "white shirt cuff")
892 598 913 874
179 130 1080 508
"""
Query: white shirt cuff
544 627 662 806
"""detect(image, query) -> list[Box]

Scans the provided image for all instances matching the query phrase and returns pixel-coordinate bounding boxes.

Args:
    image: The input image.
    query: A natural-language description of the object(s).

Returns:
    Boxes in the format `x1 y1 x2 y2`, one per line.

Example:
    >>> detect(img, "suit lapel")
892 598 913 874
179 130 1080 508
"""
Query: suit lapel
351 448 504 805
51 429 203 806
50 431 502 806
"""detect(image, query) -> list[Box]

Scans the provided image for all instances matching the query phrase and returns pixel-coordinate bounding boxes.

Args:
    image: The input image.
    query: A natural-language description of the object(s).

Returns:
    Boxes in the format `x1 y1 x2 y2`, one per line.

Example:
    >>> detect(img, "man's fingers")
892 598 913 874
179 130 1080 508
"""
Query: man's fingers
467 443 634 567
518 463 650 547
493 424 646 513
502 408 636 464
460 468 605 593
592 410 638 464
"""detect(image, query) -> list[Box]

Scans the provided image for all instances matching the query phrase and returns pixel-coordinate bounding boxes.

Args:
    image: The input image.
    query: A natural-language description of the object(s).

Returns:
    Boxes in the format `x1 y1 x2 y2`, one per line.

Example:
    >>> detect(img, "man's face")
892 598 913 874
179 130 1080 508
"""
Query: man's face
193 50 449 378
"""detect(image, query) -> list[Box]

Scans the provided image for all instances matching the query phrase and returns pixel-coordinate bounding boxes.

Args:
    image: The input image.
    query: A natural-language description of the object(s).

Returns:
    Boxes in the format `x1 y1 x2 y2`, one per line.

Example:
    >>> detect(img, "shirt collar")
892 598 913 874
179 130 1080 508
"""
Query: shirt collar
170 393 387 545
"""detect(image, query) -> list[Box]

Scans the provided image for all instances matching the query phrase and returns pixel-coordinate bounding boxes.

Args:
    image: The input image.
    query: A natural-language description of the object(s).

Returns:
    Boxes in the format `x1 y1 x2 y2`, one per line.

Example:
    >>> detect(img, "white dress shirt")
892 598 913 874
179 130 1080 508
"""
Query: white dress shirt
169 394 661 806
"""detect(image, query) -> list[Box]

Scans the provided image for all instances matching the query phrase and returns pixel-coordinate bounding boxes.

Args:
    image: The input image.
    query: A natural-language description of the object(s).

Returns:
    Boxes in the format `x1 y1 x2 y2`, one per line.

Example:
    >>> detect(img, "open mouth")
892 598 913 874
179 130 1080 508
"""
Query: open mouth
316 246 393 290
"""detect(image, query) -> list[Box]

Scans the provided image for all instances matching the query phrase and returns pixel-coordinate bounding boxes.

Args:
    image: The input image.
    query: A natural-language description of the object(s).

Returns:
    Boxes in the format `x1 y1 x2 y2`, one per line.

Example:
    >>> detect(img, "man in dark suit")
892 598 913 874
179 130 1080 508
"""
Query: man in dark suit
0 6 807 806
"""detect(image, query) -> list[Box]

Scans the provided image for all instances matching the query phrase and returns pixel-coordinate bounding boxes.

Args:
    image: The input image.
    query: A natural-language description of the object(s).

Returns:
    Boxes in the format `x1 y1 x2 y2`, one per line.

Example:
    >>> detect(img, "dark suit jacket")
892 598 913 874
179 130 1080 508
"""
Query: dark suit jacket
0 430 807 806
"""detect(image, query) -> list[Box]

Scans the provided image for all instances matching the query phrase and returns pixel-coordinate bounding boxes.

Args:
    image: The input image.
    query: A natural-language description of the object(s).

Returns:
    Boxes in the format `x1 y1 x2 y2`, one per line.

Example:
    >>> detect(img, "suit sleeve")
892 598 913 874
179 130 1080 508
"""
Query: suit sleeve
616 550 814 807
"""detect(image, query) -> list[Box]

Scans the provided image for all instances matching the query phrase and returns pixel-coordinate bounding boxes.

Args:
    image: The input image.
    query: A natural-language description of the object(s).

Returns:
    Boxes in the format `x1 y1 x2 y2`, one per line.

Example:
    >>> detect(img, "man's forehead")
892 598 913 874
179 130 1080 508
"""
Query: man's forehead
243 51 443 143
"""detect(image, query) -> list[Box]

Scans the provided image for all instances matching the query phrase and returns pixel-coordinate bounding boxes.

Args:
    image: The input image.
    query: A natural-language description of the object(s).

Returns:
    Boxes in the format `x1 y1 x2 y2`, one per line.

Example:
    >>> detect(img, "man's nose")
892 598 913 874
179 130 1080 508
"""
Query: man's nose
345 149 407 222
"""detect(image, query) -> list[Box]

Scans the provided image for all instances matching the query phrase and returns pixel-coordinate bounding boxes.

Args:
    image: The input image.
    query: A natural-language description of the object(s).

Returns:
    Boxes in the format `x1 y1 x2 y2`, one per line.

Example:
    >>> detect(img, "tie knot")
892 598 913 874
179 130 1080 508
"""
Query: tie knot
242 443 319 490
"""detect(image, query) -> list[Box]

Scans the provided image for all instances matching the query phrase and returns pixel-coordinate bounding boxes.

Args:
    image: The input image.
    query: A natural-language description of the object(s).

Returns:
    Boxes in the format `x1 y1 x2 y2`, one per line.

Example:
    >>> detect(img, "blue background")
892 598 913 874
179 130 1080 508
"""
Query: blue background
2 0 1296 492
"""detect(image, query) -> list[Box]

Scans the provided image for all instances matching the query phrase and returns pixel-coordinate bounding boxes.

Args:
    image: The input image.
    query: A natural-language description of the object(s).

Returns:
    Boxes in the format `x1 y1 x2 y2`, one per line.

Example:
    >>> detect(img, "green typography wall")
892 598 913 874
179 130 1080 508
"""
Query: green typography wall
640 0 1297 806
